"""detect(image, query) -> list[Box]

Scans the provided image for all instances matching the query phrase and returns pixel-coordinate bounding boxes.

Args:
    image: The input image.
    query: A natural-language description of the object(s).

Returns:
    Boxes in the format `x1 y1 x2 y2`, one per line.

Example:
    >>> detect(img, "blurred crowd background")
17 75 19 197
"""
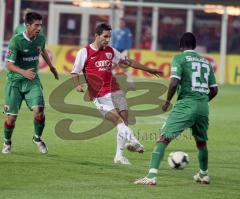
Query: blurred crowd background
2 0 240 54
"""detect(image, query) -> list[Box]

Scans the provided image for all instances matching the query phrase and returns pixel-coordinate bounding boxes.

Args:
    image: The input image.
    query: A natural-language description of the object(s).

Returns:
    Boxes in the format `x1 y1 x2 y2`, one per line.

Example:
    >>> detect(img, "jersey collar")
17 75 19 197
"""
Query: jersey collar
23 31 36 42
90 43 98 51
184 50 196 53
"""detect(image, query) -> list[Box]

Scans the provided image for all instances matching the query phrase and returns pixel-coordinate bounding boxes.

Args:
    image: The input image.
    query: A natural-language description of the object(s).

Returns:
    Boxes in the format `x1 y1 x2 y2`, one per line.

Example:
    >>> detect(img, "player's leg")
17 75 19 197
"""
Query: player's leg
113 90 144 153
32 106 45 141
2 83 22 153
104 109 131 164
192 115 209 184
2 115 17 154
134 135 172 185
93 94 131 164
32 106 48 154
193 138 209 184
119 110 144 153
134 132 181 185
25 82 47 154
134 105 193 185
94 91 142 164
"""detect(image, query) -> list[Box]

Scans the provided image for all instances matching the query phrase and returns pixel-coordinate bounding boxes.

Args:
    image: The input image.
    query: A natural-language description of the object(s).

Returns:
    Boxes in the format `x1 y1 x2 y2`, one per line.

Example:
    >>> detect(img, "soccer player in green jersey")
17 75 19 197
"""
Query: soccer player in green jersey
134 32 218 185
2 12 59 154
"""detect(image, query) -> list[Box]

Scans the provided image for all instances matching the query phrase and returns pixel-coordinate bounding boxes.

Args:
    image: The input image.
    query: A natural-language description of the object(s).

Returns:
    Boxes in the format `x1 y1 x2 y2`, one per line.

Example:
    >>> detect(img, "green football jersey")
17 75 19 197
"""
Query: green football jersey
171 50 217 101
6 32 45 81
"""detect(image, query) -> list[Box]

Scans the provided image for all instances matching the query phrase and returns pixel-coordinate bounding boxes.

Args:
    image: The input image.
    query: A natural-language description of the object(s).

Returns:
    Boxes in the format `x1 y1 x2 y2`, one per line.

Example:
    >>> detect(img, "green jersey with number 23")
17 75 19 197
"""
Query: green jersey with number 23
170 50 217 101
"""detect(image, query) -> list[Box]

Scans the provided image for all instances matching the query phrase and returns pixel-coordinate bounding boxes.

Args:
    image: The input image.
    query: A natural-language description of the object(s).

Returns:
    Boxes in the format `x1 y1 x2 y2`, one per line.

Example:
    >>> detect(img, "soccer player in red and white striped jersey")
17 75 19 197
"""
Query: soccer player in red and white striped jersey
71 23 162 165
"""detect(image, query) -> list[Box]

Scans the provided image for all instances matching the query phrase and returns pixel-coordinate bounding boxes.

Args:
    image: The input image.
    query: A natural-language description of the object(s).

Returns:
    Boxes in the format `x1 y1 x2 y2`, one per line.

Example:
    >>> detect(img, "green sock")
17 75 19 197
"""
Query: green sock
147 142 168 178
198 146 208 172
34 117 45 141
4 121 15 145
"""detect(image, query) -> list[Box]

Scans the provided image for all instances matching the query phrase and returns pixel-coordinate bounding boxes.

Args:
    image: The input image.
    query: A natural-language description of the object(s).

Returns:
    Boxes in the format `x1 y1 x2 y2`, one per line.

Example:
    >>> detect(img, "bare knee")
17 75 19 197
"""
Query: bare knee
105 110 123 125
119 110 128 125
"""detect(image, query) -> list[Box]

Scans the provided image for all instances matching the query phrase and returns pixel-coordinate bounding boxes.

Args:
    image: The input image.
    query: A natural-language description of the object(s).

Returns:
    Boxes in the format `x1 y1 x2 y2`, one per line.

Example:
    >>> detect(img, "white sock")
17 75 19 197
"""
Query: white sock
116 123 140 145
200 169 208 175
115 131 126 157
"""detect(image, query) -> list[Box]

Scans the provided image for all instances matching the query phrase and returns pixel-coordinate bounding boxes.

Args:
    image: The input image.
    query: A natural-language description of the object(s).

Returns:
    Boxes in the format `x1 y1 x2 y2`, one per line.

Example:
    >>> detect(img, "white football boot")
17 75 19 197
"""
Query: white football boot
114 156 131 165
134 177 157 185
33 137 48 154
2 143 12 154
125 142 144 153
193 172 210 184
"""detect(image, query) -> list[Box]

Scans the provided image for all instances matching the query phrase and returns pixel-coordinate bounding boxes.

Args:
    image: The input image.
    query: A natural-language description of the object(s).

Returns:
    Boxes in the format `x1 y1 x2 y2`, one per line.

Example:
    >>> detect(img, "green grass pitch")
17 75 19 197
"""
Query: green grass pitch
0 72 240 199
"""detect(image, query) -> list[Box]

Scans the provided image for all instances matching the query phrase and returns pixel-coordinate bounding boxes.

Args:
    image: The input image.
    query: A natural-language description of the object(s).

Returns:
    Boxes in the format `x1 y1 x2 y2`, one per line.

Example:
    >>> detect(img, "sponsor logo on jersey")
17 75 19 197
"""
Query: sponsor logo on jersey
105 53 112 60
95 60 111 67
95 60 112 71
23 49 29 52
191 87 208 93
186 56 209 64
22 56 39 62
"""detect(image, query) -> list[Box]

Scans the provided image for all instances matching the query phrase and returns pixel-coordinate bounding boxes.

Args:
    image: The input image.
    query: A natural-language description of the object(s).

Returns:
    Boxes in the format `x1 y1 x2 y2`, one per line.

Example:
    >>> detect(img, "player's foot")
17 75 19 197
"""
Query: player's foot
134 177 157 185
33 137 48 154
125 142 144 153
2 143 11 154
193 172 210 184
114 156 131 165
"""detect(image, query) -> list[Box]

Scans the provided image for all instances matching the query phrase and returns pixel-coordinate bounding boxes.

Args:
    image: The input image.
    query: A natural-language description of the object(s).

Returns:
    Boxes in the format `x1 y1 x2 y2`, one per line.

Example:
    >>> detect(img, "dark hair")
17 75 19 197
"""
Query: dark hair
95 23 112 35
179 32 196 50
25 12 42 25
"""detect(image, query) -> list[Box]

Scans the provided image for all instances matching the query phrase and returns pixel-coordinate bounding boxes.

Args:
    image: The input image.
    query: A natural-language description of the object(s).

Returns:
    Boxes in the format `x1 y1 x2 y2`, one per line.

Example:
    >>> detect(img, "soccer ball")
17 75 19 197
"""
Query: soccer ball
168 151 189 169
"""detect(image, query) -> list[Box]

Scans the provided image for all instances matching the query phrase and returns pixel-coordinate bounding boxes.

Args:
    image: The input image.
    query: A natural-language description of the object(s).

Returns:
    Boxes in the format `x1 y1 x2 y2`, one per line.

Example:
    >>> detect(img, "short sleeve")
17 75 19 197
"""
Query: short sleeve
170 56 182 80
208 65 217 87
71 48 87 74
6 38 18 63
112 48 127 64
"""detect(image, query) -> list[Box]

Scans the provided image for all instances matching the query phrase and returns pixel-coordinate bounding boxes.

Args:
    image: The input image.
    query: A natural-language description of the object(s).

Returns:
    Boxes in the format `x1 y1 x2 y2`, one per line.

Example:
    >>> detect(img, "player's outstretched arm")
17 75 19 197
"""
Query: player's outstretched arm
71 73 84 92
162 77 180 112
6 62 35 80
41 48 59 80
119 59 163 77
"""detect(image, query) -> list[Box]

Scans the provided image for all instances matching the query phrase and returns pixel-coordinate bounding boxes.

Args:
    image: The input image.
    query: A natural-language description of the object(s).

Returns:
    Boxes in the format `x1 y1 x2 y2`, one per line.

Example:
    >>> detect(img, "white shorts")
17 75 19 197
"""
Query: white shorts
93 90 128 116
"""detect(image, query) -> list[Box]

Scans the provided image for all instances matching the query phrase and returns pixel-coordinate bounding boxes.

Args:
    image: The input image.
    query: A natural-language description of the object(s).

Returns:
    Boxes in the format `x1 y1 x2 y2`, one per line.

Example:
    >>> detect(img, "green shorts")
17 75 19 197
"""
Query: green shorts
161 99 209 142
4 79 45 115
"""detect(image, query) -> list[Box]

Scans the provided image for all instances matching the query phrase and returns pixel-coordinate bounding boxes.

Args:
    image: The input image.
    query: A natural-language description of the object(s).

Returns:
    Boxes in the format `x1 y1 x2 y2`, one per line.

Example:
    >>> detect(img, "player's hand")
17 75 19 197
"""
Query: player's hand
21 68 35 80
76 84 84 92
50 66 59 80
147 69 163 77
162 101 171 112
119 60 131 68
